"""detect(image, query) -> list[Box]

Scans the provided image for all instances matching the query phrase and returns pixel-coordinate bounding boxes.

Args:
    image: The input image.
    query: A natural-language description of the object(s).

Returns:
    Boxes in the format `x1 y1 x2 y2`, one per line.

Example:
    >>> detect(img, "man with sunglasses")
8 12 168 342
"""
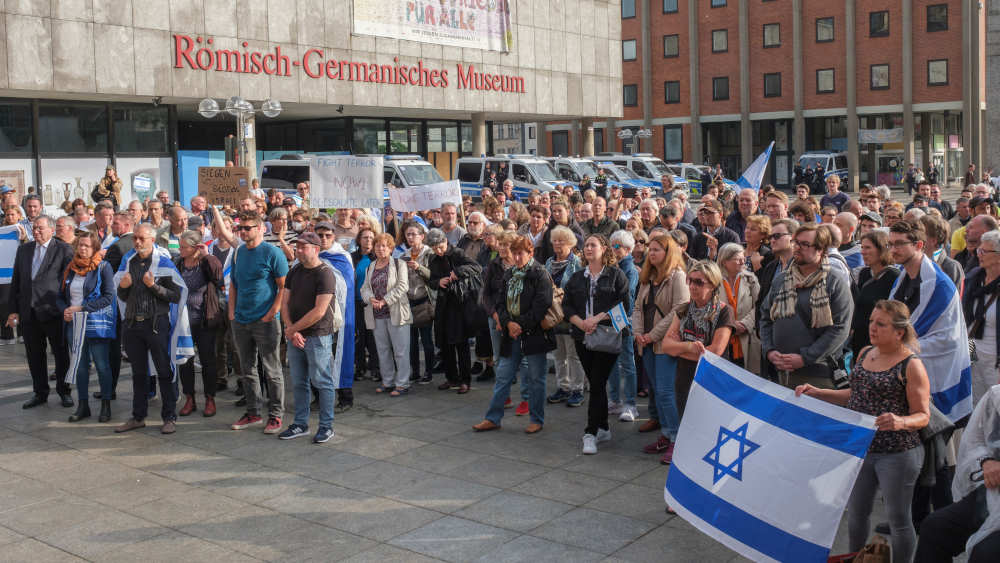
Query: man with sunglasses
689 199 739 261
755 219 800 336
229 211 289 435
760 223 854 389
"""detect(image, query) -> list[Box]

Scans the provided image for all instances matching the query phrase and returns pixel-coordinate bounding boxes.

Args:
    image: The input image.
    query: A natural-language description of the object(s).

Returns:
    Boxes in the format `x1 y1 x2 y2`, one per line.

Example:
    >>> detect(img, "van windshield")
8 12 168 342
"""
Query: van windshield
397 164 444 186
799 156 830 170
526 162 559 182
645 158 672 176
576 161 600 177
261 165 309 191
611 166 641 180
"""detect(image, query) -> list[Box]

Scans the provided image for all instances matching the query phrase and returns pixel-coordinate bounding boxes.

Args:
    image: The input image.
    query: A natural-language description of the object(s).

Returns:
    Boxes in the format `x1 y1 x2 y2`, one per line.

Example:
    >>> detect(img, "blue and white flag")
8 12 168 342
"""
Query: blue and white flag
320 242 356 389
664 353 876 563
0 224 21 284
889 255 972 422
736 142 774 193
608 301 631 332
65 311 89 385
114 245 194 379
840 244 864 270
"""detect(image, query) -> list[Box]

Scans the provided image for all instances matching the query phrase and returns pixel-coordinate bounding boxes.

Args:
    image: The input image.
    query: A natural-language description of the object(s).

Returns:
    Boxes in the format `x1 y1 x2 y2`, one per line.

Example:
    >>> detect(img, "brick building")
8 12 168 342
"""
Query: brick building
544 0 986 190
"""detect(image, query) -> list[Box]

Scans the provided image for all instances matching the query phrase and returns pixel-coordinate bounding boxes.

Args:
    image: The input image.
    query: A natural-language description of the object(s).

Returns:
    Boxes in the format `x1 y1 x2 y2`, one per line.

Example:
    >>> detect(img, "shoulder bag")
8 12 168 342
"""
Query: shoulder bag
540 285 564 330
584 324 622 354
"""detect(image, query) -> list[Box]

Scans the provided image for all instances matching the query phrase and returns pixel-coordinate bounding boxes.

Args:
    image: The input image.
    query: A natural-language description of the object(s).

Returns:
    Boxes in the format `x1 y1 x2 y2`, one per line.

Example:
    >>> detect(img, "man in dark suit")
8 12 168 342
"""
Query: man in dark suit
99 211 136 399
6 215 74 408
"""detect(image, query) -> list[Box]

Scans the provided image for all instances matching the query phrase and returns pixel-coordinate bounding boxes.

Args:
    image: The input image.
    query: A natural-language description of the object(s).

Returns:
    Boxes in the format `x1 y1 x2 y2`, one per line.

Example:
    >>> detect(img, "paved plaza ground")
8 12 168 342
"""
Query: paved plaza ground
0 339 880 562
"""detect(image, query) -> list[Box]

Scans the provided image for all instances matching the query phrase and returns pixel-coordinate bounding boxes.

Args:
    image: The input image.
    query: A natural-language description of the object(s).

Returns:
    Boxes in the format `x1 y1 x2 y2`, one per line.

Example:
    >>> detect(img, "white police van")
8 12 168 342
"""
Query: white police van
665 162 739 195
584 152 686 191
797 151 849 184
455 155 571 199
260 154 444 202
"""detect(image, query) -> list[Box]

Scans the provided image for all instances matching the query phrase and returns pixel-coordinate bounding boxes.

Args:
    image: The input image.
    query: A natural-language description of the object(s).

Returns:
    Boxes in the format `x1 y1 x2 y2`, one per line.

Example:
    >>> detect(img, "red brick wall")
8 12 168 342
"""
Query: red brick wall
802 3 847 109
855 1 903 106
911 0 962 103
748 0 794 113
698 2 741 115
622 10 644 121
651 4 690 118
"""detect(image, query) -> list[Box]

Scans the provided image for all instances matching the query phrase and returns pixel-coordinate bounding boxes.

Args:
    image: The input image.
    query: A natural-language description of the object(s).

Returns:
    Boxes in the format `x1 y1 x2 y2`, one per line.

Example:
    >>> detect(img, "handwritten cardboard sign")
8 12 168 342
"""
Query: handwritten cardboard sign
198 167 250 207
309 156 383 209
388 180 462 212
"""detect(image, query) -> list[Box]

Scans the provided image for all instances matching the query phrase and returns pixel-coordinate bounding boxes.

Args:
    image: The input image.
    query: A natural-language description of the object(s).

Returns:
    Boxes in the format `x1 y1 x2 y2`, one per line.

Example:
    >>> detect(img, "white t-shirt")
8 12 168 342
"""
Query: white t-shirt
69 275 86 307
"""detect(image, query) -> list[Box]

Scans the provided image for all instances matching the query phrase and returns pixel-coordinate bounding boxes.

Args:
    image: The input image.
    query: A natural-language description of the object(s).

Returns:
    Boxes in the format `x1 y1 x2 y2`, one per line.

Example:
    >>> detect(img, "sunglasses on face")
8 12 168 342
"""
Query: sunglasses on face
687 278 708 287
769 232 789 240
236 225 258 232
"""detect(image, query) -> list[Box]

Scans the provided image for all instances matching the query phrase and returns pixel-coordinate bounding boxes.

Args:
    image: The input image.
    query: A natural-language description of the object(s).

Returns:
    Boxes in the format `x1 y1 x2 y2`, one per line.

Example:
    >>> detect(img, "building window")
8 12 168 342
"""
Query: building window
622 39 637 61
870 64 890 89
816 17 834 42
764 73 781 97
928 59 948 85
664 125 683 161
763 23 780 47
663 0 678 13
622 0 636 18
712 29 728 53
552 131 569 156
528 126 536 139
0 102 33 153
664 81 681 104
624 84 638 106
712 77 729 100
114 106 169 154
816 69 835 93
711 0 726 7
663 34 679 57
927 4 947 32
39 103 108 154
870 11 889 37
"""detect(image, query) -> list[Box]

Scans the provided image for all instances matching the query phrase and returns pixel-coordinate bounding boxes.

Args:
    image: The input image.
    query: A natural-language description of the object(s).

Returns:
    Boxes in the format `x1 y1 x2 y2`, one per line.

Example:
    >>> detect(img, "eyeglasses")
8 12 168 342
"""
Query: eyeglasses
889 240 914 248
236 225 258 232
977 247 1000 255
611 243 623 250
687 278 708 287
769 232 789 240
792 240 818 249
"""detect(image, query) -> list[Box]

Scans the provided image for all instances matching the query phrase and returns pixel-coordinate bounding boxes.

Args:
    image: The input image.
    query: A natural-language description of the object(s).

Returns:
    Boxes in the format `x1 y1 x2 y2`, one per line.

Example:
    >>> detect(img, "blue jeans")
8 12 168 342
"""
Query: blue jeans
643 349 680 440
484 341 547 425
608 332 637 406
489 317 528 400
288 334 334 428
75 337 112 403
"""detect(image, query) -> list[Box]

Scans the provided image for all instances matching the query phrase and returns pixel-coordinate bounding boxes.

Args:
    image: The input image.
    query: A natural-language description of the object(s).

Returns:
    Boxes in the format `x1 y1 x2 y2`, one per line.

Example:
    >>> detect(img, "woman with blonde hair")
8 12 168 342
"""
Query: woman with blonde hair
634 233 690 461
544 225 586 408
716 242 761 372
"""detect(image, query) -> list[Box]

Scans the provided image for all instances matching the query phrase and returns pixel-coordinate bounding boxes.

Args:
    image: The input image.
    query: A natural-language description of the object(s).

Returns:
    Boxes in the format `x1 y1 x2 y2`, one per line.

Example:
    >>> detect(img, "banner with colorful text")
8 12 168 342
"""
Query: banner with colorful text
309 156 385 209
353 0 514 52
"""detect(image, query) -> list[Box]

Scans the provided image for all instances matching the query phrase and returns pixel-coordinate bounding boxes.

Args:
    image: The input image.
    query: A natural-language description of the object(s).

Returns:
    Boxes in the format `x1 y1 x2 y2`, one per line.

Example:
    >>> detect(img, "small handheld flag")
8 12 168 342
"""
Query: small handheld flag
608 302 631 332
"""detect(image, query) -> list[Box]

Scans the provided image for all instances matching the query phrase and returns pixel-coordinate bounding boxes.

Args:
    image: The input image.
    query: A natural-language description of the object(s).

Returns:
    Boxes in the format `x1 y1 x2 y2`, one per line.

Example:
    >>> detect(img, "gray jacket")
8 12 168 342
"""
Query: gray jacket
759 267 854 381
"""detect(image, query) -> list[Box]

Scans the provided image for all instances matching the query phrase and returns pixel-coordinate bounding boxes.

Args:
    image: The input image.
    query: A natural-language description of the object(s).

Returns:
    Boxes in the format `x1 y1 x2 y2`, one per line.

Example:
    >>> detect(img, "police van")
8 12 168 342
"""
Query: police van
455 155 571 199
260 154 444 202
665 162 739 195
797 151 849 184
594 162 657 199
585 152 686 191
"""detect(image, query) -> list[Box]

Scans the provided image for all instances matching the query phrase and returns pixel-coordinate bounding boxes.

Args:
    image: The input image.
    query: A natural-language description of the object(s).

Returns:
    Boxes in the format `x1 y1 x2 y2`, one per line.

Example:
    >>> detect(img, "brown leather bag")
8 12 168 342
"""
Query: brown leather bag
540 286 564 330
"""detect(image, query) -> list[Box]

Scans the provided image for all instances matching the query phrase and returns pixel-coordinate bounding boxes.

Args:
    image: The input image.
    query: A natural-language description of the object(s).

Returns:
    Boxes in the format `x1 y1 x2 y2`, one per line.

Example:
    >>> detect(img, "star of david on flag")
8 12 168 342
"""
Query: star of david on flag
703 422 760 484
664 353 876 563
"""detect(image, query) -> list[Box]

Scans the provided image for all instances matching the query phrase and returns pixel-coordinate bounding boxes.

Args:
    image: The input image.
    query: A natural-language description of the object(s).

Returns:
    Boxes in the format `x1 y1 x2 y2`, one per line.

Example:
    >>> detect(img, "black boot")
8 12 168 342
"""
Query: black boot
68 402 91 422
98 400 111 423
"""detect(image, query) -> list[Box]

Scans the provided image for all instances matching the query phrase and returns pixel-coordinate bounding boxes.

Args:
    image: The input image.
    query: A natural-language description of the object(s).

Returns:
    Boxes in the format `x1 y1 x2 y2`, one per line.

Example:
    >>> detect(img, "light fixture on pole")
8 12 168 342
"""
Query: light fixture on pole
199 96 283 167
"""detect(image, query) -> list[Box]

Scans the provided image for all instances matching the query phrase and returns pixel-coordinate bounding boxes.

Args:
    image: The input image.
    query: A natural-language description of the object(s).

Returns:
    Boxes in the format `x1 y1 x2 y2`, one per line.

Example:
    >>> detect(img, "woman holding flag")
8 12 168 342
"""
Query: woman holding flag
796 300 930 563
175 230 224 417
59 231 116 423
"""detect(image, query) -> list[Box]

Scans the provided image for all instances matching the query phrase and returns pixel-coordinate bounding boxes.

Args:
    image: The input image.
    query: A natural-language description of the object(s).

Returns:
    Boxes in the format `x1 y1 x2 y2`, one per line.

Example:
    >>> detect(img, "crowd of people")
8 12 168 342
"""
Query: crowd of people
2 167 999 562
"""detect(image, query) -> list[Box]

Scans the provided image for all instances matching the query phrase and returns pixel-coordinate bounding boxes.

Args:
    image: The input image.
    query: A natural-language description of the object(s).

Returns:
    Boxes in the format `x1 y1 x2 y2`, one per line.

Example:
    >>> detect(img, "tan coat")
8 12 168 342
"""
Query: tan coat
631 268 689 355
360 257 412 328
724 270 761 374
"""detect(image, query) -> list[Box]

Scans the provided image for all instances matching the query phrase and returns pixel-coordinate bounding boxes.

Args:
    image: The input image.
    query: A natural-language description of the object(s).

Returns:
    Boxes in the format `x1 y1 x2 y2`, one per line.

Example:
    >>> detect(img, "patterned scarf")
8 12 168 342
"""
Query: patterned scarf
682 298 722 344
770 258 833 328
506 259 534 317
62 252 101 290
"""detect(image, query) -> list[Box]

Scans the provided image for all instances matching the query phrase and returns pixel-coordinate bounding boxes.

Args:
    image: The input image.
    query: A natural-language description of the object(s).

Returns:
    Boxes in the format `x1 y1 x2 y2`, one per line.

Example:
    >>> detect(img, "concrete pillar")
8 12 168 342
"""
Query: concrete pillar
970 0 983 173
738 0 752 168
962 0 973 173
845 0 860 191
605 118 617 153
688 0 702 163
792 0 805 158
472 113 487 156
242 112 257 178
920 113 932 171
535 121 549 156
902 0 915 168
581 118 595 156
640 0 653 153
570 120 580 156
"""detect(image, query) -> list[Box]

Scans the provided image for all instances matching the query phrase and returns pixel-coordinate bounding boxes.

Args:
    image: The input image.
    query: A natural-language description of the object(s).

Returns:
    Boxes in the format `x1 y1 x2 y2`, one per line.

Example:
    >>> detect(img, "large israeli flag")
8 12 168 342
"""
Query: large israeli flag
319 242 355 390
736 142 774 193
664 353 876 563
0 224 21 283
889 254 972 422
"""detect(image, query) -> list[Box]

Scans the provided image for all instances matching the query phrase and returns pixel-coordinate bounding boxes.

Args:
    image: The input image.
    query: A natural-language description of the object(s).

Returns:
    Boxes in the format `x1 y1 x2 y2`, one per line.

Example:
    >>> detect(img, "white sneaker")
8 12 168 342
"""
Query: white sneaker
582 433 598 454
596 428 612 442
618 405 638 422
607 400 624 415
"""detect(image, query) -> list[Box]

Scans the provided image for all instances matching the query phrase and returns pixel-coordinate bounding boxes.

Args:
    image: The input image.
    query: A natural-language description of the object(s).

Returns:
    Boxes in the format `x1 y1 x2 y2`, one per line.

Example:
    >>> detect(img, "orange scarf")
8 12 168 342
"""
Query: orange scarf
723 277 743 360
62 253 101 291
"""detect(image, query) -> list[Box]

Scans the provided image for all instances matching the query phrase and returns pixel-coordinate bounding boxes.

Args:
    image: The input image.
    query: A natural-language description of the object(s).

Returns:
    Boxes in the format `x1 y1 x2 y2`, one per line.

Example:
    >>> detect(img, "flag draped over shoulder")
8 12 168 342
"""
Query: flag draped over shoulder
889 255 972 422
113 246 194 379
0 224 21 283
319 243 355 389
664 353 876 563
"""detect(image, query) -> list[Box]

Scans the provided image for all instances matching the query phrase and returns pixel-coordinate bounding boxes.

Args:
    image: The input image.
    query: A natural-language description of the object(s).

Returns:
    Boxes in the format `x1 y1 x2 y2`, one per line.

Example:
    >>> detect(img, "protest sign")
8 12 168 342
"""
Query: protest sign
387 180 462 212
198 167 249 207
309 156 384 209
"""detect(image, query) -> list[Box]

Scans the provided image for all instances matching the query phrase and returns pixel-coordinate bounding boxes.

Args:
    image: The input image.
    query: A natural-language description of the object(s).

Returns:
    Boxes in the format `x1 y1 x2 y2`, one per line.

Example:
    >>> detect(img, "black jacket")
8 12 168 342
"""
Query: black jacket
562 265 629 341
689 225 741 260
536 218 584 264
481 256 509 316
9 238 73 322
496 260 557 357
429 247 484 345
104 232 135 273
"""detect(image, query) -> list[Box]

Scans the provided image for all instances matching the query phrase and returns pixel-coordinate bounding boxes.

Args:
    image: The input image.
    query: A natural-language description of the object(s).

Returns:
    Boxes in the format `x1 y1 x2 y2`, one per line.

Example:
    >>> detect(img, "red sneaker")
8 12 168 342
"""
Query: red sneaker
642 435 671 454
504 398 513 409
660 442 675 465
231 414 263 430
514 401 529 416
264 417 283 435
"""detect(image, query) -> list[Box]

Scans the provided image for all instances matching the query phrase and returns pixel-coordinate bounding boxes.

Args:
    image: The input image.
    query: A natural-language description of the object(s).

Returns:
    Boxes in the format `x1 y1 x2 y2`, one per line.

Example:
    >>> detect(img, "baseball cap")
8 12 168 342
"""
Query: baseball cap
282 198 295 206
860 211 882 226
296 231 322 246
314 221 334 232
0 185 12 194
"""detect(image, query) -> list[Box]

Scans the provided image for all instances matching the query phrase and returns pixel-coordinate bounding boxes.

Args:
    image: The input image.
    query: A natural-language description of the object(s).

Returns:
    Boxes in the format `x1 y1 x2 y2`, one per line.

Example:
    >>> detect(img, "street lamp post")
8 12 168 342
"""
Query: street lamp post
198 96 283 173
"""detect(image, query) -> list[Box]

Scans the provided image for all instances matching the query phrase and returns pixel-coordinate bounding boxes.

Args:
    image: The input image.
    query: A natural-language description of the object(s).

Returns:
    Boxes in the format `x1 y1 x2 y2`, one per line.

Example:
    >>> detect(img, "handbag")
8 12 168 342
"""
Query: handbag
540 286 564 330
584 324 622 354
410 296 434 327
